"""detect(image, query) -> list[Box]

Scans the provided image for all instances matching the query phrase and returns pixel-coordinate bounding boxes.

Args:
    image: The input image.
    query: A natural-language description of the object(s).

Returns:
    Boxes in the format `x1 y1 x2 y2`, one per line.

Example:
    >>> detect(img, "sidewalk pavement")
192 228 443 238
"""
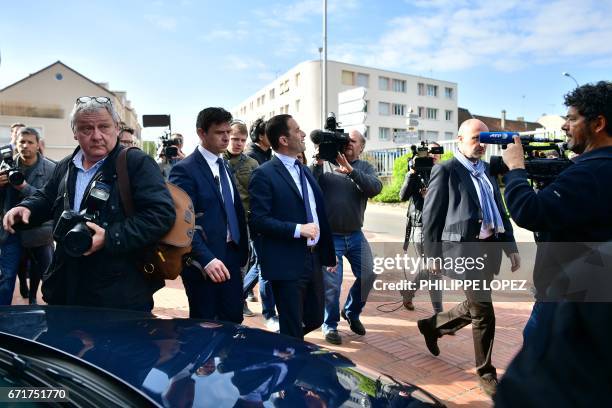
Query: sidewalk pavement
152 226 532 407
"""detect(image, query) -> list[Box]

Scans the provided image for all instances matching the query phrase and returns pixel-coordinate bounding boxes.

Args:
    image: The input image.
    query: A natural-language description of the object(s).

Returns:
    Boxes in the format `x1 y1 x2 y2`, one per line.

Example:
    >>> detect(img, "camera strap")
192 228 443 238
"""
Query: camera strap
61 165 105 212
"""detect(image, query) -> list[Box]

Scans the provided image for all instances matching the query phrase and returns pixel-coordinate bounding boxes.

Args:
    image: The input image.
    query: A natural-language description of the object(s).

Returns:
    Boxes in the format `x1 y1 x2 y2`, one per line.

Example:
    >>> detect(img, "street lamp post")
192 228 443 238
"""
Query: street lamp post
562 72 579 88
322 0 328 122
319 47 324 128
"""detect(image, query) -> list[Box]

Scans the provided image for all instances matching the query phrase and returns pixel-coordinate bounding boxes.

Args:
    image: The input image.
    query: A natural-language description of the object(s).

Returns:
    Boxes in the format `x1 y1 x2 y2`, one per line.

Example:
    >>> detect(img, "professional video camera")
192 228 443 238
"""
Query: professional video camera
482 132 574 189
409 141 444 188
53 180 111 257
310 113 350 165
159 132 180 159
0 144 25 186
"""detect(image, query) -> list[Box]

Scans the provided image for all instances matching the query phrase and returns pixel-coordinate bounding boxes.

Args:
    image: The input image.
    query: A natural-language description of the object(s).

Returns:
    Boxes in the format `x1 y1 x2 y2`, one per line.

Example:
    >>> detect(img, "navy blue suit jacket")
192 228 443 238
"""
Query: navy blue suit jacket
169 148 248 270
248 156 335 281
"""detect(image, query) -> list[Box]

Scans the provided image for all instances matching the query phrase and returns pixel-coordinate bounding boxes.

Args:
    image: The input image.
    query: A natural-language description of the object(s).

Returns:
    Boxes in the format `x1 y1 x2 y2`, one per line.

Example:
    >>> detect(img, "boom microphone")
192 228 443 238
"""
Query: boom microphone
479 132 560 145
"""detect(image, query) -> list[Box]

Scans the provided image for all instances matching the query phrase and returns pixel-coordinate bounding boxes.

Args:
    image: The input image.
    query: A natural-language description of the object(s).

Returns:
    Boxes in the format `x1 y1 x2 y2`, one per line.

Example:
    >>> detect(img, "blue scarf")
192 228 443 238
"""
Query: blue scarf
455 153 505 234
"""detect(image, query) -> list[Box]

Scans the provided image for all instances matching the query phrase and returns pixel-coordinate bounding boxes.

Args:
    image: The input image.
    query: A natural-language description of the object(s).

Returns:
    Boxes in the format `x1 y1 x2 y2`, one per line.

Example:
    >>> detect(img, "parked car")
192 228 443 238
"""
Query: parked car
0 306 444 407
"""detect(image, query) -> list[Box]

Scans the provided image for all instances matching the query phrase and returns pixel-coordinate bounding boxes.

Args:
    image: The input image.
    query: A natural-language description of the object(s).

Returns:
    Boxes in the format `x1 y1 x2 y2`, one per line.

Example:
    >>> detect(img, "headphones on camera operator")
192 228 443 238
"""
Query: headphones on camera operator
249 118 266 143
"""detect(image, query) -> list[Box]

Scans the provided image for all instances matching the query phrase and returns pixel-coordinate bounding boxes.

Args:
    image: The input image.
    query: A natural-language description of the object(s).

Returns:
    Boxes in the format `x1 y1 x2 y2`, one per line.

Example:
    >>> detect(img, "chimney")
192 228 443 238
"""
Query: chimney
501 110 506 130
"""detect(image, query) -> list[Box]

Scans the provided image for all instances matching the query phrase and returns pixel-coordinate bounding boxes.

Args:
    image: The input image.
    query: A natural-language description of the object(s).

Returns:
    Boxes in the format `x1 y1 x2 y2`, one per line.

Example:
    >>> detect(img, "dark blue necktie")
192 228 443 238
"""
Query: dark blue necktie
295 160 314 223
217 158 240 245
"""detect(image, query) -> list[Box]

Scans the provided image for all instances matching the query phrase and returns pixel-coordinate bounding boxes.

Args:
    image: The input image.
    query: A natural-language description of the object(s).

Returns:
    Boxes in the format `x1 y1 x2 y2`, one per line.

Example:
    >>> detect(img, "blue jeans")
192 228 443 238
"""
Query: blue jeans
323 231 374 333
244 242 276 319
0 234 23 305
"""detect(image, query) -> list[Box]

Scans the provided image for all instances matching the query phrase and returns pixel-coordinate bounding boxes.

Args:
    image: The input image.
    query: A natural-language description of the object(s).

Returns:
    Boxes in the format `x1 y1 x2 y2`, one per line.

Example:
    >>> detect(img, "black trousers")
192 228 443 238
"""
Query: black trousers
426 239 503 378
182 243 243 324
271 250 324 339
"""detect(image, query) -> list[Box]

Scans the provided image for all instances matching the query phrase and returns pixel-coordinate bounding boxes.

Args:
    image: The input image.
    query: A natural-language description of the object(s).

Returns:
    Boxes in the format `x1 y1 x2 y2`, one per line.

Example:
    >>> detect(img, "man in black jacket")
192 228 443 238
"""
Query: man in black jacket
496 81 612 407
245 118 272 165
398 142 443 313
3 96 175 311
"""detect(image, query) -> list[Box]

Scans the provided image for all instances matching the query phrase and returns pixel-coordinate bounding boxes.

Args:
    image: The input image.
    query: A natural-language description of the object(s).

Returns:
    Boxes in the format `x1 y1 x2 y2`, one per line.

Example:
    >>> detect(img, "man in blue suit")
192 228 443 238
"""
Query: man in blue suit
248 114 336 339
170 107 248 323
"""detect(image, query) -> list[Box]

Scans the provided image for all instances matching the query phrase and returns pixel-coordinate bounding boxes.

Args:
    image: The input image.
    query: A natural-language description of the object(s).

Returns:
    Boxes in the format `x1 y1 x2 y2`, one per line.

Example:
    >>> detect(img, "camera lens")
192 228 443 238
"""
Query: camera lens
64 222 93 257
8 170 25 186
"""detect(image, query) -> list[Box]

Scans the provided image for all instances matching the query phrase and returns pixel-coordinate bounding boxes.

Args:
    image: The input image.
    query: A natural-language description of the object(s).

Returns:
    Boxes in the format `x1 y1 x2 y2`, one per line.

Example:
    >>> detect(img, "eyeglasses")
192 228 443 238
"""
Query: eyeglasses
76 96 113 105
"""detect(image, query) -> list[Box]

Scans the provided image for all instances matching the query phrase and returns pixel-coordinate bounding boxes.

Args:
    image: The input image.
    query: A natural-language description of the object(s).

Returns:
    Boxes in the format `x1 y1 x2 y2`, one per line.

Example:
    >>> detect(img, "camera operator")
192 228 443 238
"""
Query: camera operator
2 96 175 311
495 82 612 407
0 128 56 305
158 133 185 179
503 83 612 336
398 142 443 313
312 129 382 345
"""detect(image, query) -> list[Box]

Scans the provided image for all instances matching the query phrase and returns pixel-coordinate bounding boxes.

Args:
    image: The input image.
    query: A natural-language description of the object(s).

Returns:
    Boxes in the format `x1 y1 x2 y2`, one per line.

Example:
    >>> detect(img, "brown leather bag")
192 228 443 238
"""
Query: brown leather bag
116 147 195 280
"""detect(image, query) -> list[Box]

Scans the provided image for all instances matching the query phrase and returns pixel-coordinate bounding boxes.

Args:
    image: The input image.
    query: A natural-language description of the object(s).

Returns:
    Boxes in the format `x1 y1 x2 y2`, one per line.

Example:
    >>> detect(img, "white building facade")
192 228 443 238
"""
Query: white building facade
231 60 458 154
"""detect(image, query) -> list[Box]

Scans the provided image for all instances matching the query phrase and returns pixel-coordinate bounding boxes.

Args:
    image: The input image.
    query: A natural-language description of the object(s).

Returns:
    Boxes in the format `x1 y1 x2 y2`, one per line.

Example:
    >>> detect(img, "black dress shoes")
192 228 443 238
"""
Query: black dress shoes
417 318 440 356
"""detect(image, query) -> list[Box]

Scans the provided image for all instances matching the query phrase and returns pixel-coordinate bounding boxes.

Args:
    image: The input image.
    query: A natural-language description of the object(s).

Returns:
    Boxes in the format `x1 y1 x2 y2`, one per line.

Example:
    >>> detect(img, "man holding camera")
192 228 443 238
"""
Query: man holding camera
158 133 185 179
495 82 612 406
398 142 443 313
249 114 336 339
3 96 175 311
0 128 56 305
418 119 520 397
312 129 382 345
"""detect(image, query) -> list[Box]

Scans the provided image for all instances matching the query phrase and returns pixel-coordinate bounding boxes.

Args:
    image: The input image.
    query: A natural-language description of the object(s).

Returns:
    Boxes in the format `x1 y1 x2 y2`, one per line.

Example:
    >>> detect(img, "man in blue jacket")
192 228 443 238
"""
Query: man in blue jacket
249 114 336 339
170 107 248 323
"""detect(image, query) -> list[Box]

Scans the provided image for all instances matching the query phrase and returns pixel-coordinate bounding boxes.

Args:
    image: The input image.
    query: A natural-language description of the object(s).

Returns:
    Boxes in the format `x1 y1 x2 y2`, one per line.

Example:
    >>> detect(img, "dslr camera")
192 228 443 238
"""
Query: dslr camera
53 180 111 257
482 132 574 189
310 113 350 165
409 141 444 188
0 144 25 186
159 133 180 159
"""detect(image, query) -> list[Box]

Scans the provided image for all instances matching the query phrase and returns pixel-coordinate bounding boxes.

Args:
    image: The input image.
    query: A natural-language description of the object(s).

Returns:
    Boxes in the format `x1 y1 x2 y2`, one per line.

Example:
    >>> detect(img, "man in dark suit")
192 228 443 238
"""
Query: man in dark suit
169 107 248 324
418 118 520 397
248 114 336 339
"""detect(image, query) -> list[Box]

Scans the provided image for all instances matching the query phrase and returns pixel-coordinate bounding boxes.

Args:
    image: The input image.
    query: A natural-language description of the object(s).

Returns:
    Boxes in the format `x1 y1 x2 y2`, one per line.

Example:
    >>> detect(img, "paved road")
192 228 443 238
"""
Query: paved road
363 202 535 243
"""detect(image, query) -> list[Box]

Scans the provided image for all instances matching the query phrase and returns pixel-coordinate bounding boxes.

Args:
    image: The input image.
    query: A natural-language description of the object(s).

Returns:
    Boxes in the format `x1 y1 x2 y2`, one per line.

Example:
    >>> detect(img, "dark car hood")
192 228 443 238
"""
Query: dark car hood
0 306 442 407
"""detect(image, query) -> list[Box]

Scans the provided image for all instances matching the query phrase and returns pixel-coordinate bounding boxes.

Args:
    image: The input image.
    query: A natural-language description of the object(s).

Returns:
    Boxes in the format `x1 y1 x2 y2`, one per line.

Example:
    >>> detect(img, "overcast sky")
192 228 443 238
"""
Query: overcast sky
2 0 611 150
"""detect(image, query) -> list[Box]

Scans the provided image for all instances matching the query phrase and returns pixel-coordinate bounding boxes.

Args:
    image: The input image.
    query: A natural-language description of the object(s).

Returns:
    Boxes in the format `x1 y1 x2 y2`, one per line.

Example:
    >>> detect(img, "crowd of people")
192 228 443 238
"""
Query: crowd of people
1 80 612 402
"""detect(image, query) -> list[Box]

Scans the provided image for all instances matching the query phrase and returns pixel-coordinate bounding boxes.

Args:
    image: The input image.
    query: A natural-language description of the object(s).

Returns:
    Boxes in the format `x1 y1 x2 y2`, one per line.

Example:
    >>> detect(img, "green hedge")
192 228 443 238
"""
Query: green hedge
373 150 454 203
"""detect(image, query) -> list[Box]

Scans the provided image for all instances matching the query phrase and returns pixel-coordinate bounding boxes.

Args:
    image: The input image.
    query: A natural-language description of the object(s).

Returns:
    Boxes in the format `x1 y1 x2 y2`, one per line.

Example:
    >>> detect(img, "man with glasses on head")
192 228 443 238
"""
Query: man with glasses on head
3 96 175 311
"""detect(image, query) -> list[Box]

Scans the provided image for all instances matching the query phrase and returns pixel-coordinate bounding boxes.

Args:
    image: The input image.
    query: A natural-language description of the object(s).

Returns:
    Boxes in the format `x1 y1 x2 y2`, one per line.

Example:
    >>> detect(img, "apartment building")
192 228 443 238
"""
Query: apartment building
0 61 140 161
231 60 458 153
